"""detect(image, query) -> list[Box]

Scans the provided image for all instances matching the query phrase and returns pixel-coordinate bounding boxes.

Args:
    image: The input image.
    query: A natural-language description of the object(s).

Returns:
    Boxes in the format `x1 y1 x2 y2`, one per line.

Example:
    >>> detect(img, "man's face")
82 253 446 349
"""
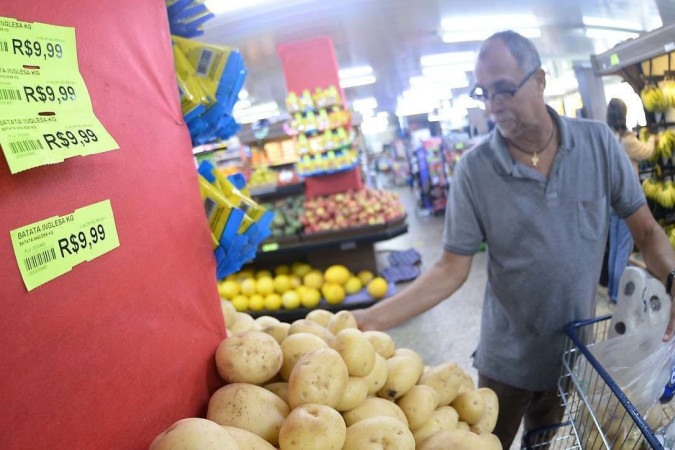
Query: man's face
474 40 544 140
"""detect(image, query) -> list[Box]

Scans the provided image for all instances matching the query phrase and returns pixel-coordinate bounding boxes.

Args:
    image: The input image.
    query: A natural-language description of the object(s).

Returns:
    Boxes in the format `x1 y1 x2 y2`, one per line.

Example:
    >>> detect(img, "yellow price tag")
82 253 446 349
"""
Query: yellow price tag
0 17 118 173
0 72 93 113
0 18 78 70
0 112 118 173
10 200 120 291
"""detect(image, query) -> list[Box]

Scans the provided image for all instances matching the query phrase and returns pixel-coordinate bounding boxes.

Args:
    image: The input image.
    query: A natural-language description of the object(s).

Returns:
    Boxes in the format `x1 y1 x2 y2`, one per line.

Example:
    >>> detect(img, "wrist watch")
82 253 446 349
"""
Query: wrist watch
667 269 675 296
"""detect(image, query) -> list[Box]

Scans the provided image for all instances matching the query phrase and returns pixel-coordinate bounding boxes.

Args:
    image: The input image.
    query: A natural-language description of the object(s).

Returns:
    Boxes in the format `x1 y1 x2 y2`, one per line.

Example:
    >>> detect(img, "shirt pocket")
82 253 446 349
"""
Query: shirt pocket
578 196 607 240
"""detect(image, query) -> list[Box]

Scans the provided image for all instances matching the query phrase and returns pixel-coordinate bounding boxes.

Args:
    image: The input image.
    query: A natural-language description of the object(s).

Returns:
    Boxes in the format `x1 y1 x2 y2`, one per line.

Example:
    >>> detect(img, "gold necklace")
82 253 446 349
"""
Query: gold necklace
508 125 556 167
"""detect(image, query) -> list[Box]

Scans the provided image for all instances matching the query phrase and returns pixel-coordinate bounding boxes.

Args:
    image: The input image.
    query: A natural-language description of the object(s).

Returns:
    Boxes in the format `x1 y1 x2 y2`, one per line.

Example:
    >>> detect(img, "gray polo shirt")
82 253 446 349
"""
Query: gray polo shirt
443 107 645 391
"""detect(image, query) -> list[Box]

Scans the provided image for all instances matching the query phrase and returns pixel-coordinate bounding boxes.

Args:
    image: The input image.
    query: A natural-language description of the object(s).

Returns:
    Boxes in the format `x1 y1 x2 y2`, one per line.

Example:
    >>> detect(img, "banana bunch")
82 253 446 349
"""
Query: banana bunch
642 178 661 200
655 181 675 208
655 130 675 159
641 85 667 112
662 79 675 109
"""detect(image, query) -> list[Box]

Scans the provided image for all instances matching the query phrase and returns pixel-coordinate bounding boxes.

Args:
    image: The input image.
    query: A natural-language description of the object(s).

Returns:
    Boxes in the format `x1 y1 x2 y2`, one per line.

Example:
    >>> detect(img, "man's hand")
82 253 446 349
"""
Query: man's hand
664 296 675 342
352 308 379 331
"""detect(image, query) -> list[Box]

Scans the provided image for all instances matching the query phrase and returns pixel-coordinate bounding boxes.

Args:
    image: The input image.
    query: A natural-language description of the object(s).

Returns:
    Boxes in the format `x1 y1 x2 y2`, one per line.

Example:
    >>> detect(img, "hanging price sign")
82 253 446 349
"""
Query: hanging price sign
10 200 120 291
0 17 118 173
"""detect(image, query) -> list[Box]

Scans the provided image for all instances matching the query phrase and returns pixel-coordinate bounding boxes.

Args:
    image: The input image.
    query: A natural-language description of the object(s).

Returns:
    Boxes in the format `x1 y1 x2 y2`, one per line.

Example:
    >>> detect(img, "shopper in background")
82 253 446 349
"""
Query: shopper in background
606 98 655 304
353 30 675 449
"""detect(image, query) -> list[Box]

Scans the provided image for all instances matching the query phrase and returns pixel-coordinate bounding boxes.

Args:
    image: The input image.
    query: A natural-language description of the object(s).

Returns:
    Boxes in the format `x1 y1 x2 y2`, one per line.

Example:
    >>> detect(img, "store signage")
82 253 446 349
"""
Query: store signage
0 17 118 173
10 200 120 291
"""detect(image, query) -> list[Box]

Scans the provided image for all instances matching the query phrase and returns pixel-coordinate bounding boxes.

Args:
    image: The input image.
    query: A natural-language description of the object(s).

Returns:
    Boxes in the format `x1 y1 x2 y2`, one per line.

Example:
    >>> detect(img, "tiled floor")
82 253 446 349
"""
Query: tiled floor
374 185 616 449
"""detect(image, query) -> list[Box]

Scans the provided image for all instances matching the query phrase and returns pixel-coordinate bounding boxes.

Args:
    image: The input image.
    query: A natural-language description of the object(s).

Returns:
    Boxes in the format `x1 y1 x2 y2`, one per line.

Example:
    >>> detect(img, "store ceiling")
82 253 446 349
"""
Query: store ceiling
200 0 674 116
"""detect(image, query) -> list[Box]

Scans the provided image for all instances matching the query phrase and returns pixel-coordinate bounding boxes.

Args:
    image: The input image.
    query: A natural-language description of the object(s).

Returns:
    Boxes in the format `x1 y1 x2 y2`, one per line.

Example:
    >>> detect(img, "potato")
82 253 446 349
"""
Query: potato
279 403 346 450
417 429 482 450
221 301 238 329
229 313 262 334
288 319 335 345
305 309 334 327
412 406 459 445
288 348 349 409
377 355 423 400
418 362 464 405
327 310 357 334
363 354 388 395
451 390 485 425
457 372 475 396
343 416 415 450
332 328 376 377
215 331 283 385
255 315 280 328
470 388 499 434
456 421 470 431
479 433 502 450
150 418 239 450
264 382 289 405
363 330 395 358
336 377 369 411
279 333 329 381
222 426 276 450
207 383 290 446
342 397 408 428
393 348 424 373
396 385 438 431
262 322 290 344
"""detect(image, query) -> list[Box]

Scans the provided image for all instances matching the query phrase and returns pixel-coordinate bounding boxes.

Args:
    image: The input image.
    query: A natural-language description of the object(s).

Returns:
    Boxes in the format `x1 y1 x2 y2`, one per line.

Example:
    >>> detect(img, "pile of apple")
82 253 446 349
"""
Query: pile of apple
150 308 502 450
301 189 406 234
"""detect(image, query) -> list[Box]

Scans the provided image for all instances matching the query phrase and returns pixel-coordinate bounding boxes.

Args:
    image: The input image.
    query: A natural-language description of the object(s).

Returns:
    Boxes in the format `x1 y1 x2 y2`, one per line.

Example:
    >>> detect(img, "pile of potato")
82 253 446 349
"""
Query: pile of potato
150 304 502 450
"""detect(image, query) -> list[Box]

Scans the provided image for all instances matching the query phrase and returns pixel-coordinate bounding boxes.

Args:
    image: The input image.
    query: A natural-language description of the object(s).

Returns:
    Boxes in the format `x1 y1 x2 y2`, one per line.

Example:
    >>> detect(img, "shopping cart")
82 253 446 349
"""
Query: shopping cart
523 315 664 450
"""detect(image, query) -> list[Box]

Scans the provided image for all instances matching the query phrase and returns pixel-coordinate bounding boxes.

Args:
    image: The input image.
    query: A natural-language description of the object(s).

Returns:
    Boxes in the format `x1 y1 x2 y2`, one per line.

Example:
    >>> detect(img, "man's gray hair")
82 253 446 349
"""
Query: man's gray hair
479 30 541 74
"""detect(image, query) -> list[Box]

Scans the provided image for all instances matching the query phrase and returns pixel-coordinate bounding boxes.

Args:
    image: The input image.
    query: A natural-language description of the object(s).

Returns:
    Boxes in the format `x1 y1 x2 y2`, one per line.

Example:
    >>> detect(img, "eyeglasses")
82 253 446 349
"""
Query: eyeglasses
470 66 540 103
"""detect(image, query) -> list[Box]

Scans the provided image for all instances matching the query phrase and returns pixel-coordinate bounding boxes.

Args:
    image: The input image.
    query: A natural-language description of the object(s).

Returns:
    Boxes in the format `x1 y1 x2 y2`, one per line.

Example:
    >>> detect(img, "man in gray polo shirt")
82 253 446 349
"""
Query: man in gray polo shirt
354 30 675 448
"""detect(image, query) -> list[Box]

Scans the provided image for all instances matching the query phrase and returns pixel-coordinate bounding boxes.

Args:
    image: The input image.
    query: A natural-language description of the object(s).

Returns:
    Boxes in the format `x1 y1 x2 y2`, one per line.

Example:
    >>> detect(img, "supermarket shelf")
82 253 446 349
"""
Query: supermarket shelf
250 182 305 201
591 23 675 75
257 222 408 256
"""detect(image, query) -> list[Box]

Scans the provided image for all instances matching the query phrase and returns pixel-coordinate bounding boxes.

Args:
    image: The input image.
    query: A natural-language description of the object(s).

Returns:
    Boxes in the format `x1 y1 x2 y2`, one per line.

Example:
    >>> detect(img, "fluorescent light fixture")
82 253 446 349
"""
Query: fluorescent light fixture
205 0 281 15
422 63 476 75
361 114 389 135
421 51 476 67
409 74 469 89
441 27 541 43
442 14 539 30
233 101 280 124
339 75 376 88
352 97 378 113
582 16 642 31
233 99 252 111
338 66 373 79
585 28 639 42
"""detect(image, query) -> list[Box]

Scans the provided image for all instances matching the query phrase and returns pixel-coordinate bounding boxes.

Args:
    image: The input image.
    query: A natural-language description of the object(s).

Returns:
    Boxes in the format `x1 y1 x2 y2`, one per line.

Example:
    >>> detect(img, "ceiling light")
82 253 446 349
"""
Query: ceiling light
441 27 541 44
233 101 280 124
582 16 642 31
585 28 640 43
409 74 469 89
352 97 378 113
421 51 476 67
339 74 376 89
338 66 373 79
233 99 252 111
422 63 476 75
442 14 539 30
205 0 284 15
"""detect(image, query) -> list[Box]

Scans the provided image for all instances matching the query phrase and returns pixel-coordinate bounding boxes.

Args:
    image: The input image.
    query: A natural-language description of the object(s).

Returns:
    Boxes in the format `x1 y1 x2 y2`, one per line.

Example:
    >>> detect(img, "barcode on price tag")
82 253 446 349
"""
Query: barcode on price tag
8 139 44 154
196 49 214 76
0 88 21 101
0 40 8 52
10 200 120 291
